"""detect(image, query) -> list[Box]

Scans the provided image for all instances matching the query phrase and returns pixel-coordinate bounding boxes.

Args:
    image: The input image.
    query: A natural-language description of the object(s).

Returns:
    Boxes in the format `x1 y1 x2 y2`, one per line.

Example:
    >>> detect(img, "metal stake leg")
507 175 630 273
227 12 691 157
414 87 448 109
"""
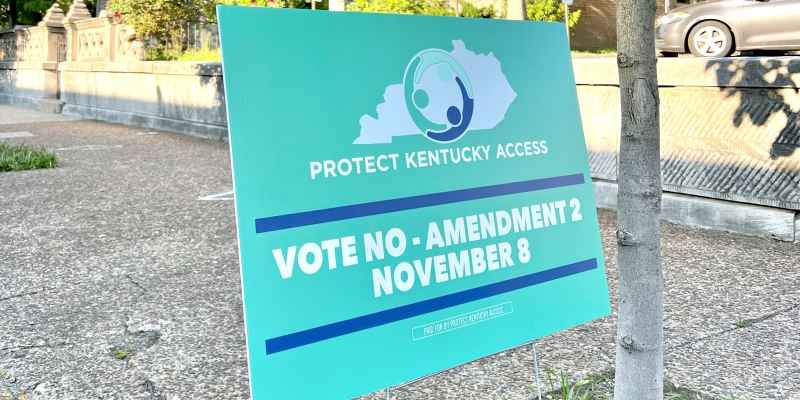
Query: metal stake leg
532 342 543 400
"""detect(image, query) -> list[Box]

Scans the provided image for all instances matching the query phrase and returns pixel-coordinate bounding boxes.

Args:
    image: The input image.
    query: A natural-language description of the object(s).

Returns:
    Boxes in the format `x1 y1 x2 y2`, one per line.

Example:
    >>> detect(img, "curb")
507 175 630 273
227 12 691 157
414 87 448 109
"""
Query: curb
593 179 797 242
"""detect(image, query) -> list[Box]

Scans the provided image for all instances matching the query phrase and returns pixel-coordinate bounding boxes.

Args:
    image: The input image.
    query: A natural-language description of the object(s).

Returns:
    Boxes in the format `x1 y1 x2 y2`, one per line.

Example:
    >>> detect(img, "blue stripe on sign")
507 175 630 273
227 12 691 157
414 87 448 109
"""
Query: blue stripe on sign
265 257 597 355
254 173 584 233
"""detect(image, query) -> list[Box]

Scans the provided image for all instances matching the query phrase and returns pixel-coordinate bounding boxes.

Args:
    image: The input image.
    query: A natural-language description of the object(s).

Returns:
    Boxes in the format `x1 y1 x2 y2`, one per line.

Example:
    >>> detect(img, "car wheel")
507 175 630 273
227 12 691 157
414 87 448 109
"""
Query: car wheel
688 21 734 58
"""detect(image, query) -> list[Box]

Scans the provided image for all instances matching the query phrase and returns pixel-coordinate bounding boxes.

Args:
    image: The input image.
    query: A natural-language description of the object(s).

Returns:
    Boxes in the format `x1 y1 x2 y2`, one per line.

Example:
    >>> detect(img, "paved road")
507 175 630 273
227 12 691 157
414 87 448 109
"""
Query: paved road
1 106 798 400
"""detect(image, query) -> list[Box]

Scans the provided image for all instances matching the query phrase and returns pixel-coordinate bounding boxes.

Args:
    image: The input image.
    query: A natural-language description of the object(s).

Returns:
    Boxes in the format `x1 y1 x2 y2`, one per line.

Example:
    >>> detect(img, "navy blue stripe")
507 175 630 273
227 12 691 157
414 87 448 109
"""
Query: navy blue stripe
265 257 597 355
255 173 584 233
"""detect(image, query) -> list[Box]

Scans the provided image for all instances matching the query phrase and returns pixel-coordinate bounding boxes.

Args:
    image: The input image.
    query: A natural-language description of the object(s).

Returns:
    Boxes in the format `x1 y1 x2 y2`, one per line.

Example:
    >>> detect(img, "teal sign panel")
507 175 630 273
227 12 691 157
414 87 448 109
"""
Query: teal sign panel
218 7 610 399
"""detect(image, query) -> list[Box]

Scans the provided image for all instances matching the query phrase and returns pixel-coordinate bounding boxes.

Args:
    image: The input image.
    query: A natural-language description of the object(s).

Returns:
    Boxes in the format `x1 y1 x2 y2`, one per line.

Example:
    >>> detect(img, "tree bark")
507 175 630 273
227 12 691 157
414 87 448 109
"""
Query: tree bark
613 1 664 400
329 0 346 11
9 0 16 27
96 0 108 14
506 0 526 21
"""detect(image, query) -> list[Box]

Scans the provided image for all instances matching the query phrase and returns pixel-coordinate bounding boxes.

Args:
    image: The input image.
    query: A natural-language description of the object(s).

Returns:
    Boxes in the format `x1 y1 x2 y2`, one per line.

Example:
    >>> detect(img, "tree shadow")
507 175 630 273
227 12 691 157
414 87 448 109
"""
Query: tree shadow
704 57 800 159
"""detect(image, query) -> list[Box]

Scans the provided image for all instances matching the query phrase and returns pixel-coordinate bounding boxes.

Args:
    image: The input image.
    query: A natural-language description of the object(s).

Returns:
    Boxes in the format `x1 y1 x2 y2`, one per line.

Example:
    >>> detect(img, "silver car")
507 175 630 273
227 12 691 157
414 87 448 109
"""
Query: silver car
656 0 800 57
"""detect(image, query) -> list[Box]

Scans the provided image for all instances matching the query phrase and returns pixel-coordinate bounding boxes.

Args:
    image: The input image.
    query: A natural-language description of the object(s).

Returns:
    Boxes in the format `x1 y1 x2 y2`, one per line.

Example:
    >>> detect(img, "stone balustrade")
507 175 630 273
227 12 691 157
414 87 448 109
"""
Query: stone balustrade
64 0 144 62
0 3 67 111
574 56 800 240
1 0 145 111
0 27 32 62
0 3 66 63
0 0 144 64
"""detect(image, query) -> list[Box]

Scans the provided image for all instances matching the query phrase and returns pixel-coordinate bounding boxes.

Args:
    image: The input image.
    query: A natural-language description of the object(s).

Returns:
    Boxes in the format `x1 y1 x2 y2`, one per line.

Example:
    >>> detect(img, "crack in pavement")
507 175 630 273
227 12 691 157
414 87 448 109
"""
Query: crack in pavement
0 341 72 353
112 276 161 367
28 380 43 394
668 302 800 351
125 274 147 295
0 289 51 302
142 379 167 400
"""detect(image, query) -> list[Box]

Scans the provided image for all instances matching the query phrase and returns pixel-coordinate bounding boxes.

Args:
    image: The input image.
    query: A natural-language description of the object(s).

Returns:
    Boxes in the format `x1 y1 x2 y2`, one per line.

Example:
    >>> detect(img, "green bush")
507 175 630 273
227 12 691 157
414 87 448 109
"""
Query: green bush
109 0 579 55
110 0 326 53
0 142 57 172
108 0 208 49
144 47 181 61
346 0 453 16
215 0 324 12
194 0 279 24
144 47 221 61
527 0 580 29
177 48 222 61
459 2 494 18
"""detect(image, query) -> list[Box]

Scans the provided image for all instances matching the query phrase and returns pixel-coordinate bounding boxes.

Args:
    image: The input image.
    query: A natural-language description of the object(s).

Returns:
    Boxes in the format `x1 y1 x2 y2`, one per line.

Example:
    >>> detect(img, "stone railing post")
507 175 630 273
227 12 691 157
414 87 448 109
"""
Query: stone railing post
106 11 144 62
64 0 93 61
0 14 64 64
63 0 144 62
99 11 114 61
0 2 65 111
506 0 527 20
38 3 67 62
0 28 20 62
33 2 67 109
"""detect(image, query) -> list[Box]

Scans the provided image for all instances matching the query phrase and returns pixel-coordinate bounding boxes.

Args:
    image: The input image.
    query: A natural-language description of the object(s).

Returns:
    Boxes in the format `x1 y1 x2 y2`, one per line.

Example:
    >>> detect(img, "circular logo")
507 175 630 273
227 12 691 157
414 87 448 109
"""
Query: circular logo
403 49 474 143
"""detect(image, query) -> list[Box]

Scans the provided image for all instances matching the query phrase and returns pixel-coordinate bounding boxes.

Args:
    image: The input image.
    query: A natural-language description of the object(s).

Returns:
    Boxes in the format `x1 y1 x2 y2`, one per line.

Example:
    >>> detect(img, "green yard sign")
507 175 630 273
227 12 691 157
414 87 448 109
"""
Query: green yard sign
218 6 610 399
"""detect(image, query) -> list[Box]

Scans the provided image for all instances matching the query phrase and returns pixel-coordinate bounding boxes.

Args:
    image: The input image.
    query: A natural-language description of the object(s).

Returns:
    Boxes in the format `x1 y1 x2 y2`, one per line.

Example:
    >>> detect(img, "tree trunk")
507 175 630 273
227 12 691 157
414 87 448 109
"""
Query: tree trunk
9 0 17 27
329 0 346 11
506 0 526 21
613 1 664 400
96 0 108 14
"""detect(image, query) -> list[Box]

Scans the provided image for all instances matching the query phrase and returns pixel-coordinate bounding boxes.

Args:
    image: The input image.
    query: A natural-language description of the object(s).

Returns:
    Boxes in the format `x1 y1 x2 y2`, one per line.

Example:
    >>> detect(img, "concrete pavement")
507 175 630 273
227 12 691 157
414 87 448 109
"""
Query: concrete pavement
1 105 798 400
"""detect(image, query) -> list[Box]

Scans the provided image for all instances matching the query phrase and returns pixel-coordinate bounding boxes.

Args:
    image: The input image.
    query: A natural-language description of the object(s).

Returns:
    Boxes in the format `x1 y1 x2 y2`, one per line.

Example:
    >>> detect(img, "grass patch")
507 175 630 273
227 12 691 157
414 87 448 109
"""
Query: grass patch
0 142 57 172
537 369 741 400
538 368 613 400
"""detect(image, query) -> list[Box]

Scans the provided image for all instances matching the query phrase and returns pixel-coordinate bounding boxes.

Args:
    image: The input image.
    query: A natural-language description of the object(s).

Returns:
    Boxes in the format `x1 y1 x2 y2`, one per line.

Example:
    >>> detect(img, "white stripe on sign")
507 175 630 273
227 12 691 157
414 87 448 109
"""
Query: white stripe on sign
199 190 234 201
0 131 34 139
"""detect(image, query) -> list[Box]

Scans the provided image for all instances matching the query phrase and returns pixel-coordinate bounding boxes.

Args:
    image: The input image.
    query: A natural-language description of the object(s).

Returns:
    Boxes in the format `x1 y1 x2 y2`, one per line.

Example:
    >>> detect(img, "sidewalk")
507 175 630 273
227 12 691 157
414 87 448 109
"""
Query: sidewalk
1 106 798 400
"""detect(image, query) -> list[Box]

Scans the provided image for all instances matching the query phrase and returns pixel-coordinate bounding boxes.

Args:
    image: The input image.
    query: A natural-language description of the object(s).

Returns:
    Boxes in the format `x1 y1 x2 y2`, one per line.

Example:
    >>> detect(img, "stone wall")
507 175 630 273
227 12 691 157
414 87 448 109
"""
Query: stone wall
0 1 223 139
59 61 227 140
0 0 146 113
63 3 144 63
0 4 66 112
0 61 61 111
574 56 800 239
50 2 220 138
